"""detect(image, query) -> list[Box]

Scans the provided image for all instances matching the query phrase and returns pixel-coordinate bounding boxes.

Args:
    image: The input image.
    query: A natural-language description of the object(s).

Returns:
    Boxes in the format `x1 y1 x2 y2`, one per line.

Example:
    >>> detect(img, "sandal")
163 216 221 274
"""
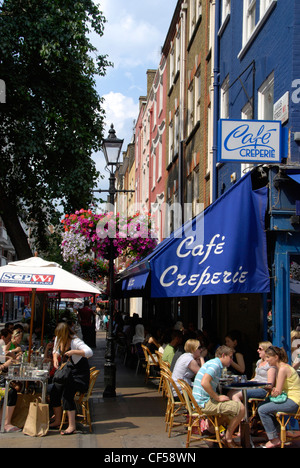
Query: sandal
4 426 22 433
60 429 77 436
261 441 281 448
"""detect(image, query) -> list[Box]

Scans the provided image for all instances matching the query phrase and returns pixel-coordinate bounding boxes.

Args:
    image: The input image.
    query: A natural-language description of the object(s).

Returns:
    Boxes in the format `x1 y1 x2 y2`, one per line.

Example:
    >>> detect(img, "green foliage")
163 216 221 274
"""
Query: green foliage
0 0 111 253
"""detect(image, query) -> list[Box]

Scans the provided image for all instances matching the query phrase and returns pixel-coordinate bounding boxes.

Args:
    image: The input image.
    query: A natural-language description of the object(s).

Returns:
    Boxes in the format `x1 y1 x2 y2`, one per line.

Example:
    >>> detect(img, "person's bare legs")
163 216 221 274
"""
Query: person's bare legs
0 405 19 432
225 403 245 443
50 406 62 427
61 410 76 434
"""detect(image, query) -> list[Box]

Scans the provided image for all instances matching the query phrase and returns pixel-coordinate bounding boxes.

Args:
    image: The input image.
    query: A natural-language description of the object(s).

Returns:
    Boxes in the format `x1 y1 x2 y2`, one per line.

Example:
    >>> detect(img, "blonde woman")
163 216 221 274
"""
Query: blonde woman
49 322 93 435
229 341 277 402
171 339 206 395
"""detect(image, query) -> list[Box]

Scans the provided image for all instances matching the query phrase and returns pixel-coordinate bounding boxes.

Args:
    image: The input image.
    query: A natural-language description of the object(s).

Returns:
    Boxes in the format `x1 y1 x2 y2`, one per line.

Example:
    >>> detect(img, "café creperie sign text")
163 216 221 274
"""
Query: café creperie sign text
218 119 282 163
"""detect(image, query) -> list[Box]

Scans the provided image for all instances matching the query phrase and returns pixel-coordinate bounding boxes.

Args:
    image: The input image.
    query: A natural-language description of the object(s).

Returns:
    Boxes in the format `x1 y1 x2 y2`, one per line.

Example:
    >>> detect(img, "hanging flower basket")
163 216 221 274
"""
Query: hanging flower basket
61 209 158 268
72 258 110 282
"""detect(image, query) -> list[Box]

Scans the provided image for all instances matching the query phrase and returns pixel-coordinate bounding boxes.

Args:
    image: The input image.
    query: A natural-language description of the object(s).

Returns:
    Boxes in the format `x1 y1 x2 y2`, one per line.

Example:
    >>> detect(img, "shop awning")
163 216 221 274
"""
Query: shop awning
121 271 149 292
286 169 300 184
120 171 270 298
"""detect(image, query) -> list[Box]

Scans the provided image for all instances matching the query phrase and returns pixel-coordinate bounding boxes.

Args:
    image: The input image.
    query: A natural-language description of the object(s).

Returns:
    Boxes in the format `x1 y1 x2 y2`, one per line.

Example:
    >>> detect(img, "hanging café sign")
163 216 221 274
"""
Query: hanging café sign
218 119 284 163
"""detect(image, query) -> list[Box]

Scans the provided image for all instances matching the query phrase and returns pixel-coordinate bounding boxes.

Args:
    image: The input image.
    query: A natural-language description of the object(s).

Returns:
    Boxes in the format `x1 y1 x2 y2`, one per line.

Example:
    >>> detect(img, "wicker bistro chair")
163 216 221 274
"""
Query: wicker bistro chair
141 345 160 384
159 366 173 421
155 352 171 395
177 379 224 448
160 370 187 437
155 351 164 394
59 369 100 433
276 406 300 448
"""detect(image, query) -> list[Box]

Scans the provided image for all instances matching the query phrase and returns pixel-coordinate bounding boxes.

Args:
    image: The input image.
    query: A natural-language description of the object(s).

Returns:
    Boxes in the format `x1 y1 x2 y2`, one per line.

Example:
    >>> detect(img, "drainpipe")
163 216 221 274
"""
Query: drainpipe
212 0 220 202
179 2 187 222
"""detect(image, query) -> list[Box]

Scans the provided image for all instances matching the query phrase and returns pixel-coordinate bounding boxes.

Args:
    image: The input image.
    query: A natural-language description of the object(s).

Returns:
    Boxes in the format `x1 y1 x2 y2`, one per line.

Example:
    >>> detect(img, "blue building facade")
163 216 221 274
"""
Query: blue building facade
214 0 300 357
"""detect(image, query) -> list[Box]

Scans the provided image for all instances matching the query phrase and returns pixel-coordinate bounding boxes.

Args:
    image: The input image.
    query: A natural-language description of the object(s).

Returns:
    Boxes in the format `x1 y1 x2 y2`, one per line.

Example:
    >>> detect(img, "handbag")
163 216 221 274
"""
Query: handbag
269 391 288 403
53 358 74 385
22 398 49 437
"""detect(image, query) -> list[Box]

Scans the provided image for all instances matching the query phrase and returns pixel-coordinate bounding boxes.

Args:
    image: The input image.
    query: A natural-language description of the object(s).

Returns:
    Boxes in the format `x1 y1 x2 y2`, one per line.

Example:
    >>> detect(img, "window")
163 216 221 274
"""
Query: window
157 139 162 181
243 0 256 45
241 100 253 120
175 30 180 75
258 72 274 120
152 151 156 190
187 83 194 135
220 76 229 119
194 71 201 123
170 46 175 85
189 0 196 39
241 101 254 175
168 120 173 165
186 168 200 219
174 110 179 155
189 1 202 39
260 0 272 17
159 79 163 114
222 0 231 23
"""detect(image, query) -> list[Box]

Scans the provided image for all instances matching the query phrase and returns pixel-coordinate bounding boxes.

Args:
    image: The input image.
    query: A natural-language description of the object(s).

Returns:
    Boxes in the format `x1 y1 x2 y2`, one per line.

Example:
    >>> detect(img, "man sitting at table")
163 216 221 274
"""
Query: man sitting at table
193 345 245 448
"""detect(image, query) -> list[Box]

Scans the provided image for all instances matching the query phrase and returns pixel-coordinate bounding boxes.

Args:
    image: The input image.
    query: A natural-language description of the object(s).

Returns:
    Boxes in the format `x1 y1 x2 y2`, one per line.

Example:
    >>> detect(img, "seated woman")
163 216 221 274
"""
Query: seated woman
228 341 277 402
171 339 206 396
4 330 23 360
49 321 93 435
225 330 246 376
258 346 300 448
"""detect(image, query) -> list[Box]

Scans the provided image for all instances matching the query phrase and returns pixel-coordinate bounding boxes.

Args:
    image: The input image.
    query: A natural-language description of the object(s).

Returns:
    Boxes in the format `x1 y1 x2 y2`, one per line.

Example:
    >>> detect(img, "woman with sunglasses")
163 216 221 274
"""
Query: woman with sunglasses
228 341 276 403
258 346 300 448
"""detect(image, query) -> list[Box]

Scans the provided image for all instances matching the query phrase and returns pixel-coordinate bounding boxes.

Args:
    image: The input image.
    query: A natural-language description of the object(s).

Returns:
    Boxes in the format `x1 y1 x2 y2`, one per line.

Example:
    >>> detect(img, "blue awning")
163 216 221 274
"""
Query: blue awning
119 171 270 298
122 271 149 292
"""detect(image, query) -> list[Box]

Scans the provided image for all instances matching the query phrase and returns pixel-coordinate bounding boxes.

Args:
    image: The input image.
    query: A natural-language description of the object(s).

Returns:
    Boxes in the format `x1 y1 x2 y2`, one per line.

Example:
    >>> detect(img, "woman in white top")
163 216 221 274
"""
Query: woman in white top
50 322 93 435
228 341 277 402
171 339 206 396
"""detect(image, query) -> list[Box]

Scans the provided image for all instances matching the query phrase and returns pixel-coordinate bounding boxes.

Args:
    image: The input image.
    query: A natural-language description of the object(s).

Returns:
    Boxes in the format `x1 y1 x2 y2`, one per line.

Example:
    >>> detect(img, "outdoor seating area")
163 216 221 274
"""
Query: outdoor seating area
0 255 104 437
139 342 300 449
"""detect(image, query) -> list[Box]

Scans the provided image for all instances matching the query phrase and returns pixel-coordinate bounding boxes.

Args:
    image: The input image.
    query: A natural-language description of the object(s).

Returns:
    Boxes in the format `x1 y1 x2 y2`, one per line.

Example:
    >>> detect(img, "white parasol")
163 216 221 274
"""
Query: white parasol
0 256 101 356
0 256 101 295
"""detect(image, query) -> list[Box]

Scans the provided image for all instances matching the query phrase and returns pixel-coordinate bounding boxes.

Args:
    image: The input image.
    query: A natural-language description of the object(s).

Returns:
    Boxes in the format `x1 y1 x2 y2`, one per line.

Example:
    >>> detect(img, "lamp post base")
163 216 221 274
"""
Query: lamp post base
103 362 116 398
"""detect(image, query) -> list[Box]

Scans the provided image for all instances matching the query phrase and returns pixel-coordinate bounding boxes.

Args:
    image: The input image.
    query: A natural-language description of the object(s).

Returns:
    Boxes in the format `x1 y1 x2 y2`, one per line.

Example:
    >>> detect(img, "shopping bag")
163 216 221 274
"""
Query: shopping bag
23 398 49 437
12 393 37 428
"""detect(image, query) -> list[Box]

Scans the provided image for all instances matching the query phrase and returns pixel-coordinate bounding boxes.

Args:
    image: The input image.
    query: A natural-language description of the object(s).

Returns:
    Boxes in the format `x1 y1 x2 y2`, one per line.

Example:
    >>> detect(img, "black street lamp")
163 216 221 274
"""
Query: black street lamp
102 124 123 398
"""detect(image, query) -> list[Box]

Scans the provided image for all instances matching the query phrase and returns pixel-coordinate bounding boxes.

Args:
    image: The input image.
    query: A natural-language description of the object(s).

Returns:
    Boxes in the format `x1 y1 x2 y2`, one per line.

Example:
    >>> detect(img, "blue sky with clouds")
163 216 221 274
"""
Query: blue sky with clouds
91 0 177 187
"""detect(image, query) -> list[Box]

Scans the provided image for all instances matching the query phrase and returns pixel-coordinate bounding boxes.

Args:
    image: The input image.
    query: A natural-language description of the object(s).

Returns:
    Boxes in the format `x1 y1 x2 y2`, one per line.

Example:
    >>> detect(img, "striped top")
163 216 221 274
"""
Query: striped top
192 357 223 408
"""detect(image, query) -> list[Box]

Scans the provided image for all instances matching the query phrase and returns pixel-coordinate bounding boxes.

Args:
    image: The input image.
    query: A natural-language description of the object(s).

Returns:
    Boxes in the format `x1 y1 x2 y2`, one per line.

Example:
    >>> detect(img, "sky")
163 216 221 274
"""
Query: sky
90 0 178 190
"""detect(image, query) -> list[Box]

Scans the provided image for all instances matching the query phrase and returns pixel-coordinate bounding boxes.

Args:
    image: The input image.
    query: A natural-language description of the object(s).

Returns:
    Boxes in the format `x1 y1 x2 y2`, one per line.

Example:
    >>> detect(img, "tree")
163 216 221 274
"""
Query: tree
0 0 111 258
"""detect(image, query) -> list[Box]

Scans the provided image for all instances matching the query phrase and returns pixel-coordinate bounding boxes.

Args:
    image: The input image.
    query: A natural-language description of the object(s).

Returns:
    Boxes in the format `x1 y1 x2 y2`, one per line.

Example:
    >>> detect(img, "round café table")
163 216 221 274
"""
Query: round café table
222 380 270 448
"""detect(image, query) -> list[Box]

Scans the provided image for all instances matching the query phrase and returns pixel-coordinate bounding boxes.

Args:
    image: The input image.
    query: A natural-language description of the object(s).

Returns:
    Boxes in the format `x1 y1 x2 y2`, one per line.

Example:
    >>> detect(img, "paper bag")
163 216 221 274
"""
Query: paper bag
23 398 49 437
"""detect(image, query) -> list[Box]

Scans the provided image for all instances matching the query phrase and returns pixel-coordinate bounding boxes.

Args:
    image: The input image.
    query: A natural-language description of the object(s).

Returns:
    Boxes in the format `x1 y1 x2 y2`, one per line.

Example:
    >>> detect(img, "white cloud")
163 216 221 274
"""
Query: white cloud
93 1 170 71
102 91 138 137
